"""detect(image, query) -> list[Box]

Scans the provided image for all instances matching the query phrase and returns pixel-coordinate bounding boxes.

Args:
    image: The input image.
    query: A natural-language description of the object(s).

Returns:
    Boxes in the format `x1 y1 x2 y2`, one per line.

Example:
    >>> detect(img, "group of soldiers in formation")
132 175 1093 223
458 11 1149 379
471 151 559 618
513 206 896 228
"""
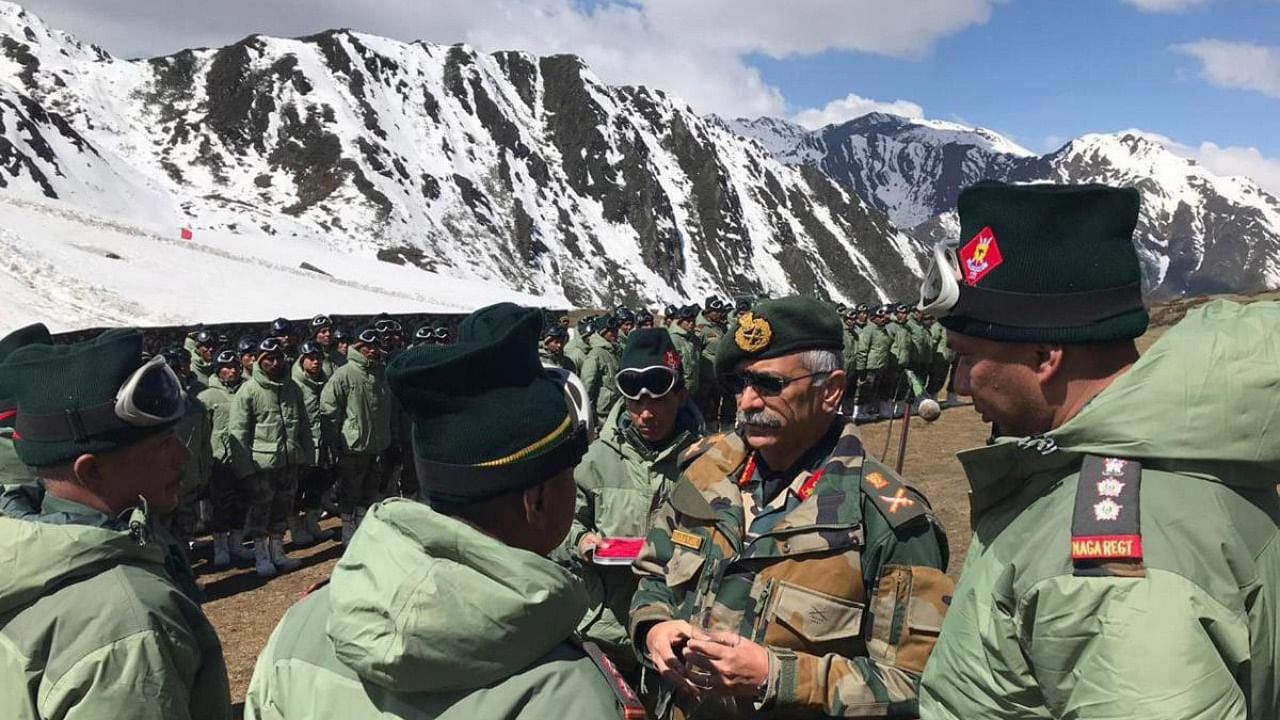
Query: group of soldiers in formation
1 181 1278 720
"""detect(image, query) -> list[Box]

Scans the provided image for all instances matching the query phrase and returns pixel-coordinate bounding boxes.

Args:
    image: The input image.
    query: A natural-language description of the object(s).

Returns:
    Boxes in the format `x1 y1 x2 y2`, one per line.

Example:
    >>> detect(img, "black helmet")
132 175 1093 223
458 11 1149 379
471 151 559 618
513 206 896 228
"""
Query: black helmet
544 325 569 341
332 327 352 344
414 325 434 343
298 340 324 358
663 304 678 318
577 315 596 335
614 307 636 324
635 309 655 326
237 335 260 354
311 314 333 330
677 304 700 321
193 329 217 347
269 317 293 336
214 349 239 368
596 314 621 332
160 345 190 369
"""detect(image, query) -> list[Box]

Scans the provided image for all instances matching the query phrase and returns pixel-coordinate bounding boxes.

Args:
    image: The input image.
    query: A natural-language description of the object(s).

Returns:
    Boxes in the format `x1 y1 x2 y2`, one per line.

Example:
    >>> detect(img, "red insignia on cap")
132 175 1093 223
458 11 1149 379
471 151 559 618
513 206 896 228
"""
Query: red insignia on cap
959 226 1003 286
664 349 681 370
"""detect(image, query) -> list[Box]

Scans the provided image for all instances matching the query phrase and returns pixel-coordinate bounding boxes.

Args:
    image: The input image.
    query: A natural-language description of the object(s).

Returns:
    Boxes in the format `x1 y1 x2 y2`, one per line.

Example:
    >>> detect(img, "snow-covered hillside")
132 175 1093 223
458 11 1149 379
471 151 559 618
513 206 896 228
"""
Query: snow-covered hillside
739 112 1280 298
0 2 926 321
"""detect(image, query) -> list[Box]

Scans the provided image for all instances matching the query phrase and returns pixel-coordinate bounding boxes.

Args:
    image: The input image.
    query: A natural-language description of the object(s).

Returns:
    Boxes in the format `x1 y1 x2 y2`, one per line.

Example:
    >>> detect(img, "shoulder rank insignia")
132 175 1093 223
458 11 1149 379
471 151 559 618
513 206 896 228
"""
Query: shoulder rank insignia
1071 455 1145 577
581 640 648 720
861 467 929 529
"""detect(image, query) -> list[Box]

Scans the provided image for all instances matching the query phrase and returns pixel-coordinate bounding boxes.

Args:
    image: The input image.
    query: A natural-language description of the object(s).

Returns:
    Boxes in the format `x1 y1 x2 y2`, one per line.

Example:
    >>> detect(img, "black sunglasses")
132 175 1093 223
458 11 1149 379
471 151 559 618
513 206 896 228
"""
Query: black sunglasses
723 370 832 397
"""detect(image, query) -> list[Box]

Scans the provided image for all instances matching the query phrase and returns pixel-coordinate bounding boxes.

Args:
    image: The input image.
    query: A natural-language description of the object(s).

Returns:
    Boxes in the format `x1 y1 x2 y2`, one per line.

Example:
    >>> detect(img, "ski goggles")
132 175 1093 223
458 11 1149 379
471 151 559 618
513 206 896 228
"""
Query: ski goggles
615 366 679 400
16 356 186 442
375 319 402 334
918 243 963 317
356 328 383 345
723 370 831 398
311 314 333 329
257 337 285 356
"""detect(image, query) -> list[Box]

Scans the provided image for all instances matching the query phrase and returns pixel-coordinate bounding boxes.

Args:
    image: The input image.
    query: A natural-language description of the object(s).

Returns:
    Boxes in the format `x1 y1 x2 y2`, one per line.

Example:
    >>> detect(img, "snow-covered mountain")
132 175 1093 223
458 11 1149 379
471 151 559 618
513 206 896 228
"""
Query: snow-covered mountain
733 113 1280 299
0 3 925 315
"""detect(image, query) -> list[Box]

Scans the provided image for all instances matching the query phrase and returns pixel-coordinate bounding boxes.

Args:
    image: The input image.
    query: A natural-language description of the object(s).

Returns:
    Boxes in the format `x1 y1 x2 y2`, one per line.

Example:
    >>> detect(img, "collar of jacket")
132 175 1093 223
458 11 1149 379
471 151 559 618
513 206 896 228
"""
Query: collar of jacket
613 398 704 462
956 435 1081 518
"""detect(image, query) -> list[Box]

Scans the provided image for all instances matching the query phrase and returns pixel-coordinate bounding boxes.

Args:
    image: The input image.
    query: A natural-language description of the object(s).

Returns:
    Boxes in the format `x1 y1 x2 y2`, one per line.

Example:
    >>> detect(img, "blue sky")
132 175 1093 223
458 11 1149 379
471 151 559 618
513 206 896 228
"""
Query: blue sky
21 0 1280 191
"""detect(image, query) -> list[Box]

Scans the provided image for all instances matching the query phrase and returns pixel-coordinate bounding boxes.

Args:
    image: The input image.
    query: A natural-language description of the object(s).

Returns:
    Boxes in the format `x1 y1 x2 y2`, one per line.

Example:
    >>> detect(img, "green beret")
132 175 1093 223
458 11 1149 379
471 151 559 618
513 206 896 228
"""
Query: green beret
620 328 682 372
714 296 844 377
387 303 586 503
6 328 173 467
940 182 1149 343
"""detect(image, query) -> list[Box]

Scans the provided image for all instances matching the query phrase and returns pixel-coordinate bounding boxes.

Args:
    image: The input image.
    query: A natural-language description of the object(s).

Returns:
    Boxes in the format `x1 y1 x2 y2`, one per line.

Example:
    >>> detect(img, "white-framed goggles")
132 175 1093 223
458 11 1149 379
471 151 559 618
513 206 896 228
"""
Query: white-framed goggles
918 243 963 318
614 365 679 401
544 365 594 439
16 355 187 443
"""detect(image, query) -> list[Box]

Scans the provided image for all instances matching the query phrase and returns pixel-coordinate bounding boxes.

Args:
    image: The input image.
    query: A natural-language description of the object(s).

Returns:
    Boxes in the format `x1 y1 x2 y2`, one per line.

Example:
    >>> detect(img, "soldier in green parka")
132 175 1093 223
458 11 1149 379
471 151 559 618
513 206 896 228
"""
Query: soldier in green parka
916 182 1280 720
290 340 330 547
855 306 892 421
565 315 595 372
668 304 702 396
228 337 314 577
580 314 623 428
539 324 577 373
185 329 218 388
0 328 232 720
202 349 254 568
560 328 704 674
245 303 643 720
631 297 952 719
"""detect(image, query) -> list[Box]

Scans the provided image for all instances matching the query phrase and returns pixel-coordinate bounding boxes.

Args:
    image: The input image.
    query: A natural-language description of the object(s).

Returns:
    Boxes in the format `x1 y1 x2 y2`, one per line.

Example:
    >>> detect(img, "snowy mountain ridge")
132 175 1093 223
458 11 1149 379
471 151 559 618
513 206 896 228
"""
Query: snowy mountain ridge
735 113 1280 298
0 2 927 320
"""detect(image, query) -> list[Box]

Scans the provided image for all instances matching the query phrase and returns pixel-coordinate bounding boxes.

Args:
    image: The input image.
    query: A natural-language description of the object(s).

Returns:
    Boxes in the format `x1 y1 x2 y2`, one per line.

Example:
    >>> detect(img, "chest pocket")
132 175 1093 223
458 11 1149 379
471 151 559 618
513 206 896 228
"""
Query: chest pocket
664 547 706 588
763 580 865 656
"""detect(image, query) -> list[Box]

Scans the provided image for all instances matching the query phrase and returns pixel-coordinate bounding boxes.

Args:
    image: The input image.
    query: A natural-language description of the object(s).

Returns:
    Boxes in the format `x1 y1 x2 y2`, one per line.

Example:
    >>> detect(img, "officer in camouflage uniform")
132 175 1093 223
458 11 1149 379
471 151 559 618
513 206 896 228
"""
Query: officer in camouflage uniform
668 305 702 398
631 297 952 719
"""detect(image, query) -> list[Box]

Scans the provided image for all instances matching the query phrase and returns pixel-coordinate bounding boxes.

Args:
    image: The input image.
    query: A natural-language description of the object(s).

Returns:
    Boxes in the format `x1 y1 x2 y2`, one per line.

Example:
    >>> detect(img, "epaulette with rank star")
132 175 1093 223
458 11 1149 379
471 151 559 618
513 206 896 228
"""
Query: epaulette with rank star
1071 455 1145 577
861 466 930 529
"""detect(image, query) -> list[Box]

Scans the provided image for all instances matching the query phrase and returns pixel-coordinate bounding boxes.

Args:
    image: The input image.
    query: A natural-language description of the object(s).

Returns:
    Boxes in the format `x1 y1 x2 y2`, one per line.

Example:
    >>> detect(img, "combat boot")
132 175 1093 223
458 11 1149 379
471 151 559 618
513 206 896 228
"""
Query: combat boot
269 535 301 572
340 514 357 545
228 529 255 561
212 533 232 568
945 391 959 407
303 509 325 543
254 539 277 578
289 514 316 547
879 400 894 419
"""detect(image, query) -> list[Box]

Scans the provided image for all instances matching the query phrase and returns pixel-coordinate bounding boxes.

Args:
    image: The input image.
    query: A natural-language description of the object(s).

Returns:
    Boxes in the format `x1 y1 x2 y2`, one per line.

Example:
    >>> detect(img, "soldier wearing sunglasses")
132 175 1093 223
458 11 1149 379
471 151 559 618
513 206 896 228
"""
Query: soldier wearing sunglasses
561 328 705 677
0 328 232 720
630 296 952 719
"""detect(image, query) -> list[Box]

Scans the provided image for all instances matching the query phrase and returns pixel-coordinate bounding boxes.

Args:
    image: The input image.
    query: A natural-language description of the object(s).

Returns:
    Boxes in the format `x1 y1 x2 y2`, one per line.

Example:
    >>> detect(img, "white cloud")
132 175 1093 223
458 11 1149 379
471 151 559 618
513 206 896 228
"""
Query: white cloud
1174 39 1280 99
1043 135 1067 151
791 93 924 129
1131 130 1280 197
17 0 1001 118
1122 0 1210 12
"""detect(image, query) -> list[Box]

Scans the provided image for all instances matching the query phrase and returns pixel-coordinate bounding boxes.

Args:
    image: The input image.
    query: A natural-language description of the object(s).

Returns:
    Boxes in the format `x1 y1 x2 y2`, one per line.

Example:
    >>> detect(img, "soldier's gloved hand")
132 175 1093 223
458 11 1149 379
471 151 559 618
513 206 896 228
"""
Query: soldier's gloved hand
682 631 769 697
577 532 604 559
645 620 704 696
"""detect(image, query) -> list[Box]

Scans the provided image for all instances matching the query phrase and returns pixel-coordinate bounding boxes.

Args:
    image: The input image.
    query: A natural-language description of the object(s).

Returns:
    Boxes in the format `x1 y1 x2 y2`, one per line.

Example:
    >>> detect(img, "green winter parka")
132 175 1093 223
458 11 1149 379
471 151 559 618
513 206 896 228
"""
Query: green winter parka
885 320 912 368
244 499 629 720
175 380 212 503
919 300 1280 720
0 487 232 720
227 364 314 479
668 323 702 395
928 321 953 365
319 347 392 457
562 398 704 657
906 318 931 367
857 321 892 371
197 375 240 466
539 345 578 374
565 333 591 373
292 359 328 466
580 334 622 428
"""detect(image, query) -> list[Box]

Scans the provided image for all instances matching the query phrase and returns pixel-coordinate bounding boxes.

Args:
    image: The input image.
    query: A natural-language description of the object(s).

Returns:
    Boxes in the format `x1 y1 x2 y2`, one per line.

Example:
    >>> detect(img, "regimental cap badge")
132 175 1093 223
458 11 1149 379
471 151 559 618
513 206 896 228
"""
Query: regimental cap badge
959 225 1003 286
734 312 772 353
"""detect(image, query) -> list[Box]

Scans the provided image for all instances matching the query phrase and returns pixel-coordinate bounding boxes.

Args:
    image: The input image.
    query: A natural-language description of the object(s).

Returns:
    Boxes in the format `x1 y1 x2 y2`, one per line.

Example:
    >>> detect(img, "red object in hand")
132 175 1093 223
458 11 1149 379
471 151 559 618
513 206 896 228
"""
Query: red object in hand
592 537 646 565
180 227 193 241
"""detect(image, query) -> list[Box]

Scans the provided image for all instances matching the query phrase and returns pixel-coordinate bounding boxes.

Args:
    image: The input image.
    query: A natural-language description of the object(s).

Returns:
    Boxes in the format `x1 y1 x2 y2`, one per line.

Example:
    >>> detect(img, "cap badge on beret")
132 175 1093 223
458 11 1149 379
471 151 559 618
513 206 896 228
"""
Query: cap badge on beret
663 348 680 370
960 226 1003 286
734 312 773 353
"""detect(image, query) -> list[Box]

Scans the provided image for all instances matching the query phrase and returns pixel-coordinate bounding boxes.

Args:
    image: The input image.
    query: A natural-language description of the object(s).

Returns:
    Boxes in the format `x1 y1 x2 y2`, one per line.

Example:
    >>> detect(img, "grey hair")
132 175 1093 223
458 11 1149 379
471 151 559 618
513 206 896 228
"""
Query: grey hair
798 349 842 386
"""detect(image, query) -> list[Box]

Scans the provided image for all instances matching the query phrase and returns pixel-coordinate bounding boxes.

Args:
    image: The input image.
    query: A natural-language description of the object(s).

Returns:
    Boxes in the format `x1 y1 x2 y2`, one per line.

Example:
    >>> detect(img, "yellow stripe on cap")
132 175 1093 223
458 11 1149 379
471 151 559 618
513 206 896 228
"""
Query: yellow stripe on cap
475 413 574 467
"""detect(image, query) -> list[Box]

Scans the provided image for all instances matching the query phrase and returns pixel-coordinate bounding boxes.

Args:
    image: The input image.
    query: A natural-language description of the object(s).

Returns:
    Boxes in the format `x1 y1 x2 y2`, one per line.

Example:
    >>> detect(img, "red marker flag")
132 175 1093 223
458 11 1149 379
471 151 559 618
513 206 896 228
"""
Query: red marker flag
180 227 193 241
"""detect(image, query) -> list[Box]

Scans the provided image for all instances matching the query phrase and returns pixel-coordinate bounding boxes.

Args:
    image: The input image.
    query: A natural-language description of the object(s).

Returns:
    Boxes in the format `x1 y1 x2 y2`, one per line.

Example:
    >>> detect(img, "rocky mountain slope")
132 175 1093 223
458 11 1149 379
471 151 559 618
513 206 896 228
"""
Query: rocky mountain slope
0 3 925 309
731 113 1280 298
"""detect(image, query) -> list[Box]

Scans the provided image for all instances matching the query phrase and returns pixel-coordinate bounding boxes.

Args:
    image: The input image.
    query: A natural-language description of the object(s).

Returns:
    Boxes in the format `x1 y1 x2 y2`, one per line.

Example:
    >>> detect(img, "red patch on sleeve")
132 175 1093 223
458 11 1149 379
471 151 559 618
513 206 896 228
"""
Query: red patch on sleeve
959 226 1003 286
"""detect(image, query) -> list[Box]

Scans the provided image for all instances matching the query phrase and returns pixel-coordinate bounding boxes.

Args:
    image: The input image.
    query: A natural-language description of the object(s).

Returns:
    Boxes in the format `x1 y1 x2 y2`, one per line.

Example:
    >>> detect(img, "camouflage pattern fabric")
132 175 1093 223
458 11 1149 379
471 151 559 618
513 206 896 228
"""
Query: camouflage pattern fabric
631 418 953 718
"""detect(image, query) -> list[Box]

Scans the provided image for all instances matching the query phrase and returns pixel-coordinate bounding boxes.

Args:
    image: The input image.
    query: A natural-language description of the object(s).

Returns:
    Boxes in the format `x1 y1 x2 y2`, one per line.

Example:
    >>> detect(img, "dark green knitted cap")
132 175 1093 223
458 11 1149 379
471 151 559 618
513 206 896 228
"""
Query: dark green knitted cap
714 296 844 377
387 303 586 502
6 328 174 467
0 323 52 427
620 328 683 375
940 182 1149 343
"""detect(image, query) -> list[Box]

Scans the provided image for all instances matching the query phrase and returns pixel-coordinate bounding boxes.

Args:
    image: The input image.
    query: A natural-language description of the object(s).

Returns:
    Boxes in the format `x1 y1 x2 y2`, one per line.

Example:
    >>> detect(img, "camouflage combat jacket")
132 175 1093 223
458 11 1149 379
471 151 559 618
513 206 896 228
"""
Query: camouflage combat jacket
630 418 953 718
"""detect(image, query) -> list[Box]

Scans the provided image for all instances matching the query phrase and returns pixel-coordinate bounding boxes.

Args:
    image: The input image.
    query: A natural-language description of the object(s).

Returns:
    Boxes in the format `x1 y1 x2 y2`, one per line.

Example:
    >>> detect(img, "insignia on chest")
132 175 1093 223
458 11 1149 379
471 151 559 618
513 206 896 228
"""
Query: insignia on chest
671 529 704 551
